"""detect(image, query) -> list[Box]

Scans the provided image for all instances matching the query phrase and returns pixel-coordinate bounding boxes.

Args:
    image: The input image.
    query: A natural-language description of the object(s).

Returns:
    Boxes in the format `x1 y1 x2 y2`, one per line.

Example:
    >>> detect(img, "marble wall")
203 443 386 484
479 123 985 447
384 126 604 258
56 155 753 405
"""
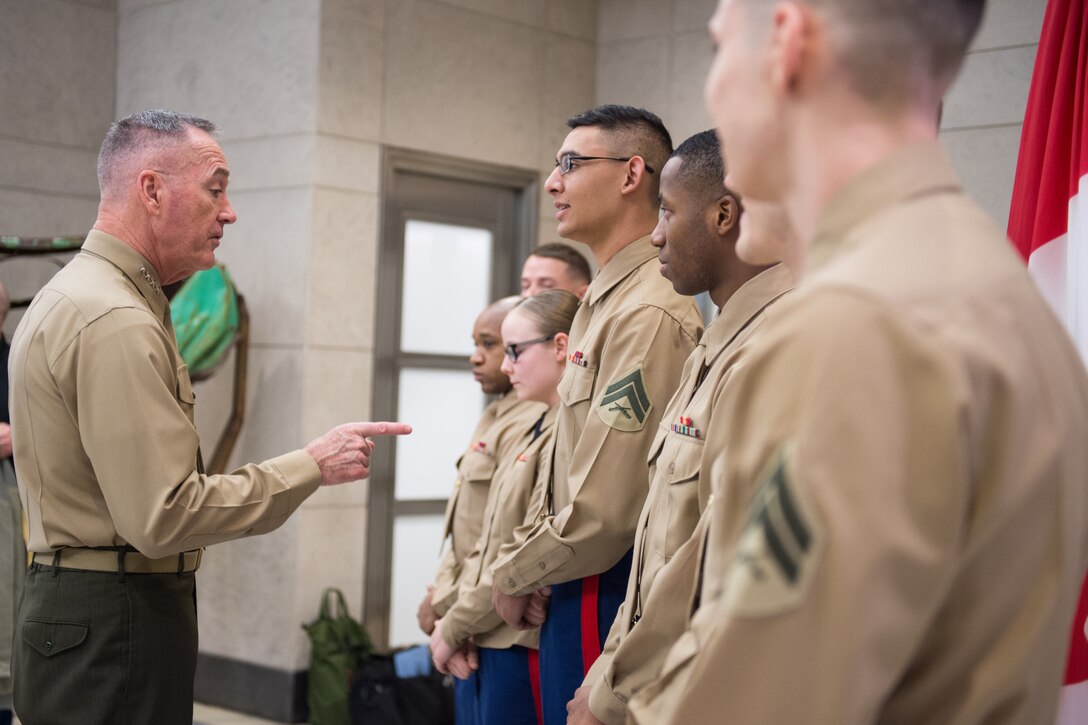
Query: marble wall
942 0 1047 226
593 0 1048 231
0 0 116 335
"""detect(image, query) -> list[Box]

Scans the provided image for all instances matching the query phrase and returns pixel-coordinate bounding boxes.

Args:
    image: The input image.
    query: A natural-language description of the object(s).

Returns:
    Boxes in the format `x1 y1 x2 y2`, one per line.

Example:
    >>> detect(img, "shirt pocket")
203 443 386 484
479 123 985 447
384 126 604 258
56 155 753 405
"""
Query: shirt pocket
652 436 704 558
175 363 196 418
452 449 498 541
557 361 600 468
557 360 595 408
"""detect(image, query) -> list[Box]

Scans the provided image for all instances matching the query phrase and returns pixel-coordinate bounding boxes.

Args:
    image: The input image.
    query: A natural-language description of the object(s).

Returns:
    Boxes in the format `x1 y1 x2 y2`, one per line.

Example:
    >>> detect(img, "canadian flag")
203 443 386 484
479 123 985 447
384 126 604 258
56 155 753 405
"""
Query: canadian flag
1006 0 1088 721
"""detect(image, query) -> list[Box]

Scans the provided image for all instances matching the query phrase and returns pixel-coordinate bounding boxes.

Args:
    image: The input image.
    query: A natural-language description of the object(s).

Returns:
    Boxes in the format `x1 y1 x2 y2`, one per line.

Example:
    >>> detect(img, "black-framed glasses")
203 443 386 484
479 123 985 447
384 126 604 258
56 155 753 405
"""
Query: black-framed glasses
504 334 556 362
555 154 655 176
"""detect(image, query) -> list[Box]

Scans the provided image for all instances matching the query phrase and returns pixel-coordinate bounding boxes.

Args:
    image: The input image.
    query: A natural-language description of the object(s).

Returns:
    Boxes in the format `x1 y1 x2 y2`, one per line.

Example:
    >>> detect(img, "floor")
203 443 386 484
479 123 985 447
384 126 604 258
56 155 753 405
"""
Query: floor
8 703 287 725
193 703 289 725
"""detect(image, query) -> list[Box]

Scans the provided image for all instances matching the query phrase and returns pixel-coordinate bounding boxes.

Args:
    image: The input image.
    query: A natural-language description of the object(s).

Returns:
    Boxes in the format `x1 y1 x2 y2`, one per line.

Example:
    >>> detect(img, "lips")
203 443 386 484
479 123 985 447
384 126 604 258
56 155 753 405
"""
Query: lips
554 202 570 220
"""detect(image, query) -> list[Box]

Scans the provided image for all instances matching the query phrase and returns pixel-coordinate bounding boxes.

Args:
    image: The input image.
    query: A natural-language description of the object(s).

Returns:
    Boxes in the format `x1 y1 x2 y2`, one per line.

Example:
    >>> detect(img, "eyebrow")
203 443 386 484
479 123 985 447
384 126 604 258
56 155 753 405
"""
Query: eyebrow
211 167 230 179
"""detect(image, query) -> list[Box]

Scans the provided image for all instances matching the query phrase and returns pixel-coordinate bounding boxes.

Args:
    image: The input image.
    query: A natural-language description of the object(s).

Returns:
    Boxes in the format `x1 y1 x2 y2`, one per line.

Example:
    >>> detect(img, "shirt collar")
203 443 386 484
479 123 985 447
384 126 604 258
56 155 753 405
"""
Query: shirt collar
582 236 658 307
534 405 559 437
705 263 795 362
81 230 169 323
807 141 963 276
493 388 524 417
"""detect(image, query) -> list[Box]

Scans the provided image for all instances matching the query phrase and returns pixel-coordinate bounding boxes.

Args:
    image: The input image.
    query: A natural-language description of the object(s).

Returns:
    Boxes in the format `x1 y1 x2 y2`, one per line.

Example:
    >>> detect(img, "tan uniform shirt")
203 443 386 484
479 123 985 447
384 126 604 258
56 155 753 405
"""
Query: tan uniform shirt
628 143 1088 724
432 391 546 615
585 264 794 724
442 407 556 651
12 231 323 558
493 236 703 596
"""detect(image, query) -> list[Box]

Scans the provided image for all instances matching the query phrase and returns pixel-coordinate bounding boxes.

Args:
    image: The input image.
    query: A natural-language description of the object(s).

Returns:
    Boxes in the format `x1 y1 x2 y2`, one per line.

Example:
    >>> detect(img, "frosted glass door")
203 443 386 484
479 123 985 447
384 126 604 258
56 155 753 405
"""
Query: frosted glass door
395 368 486 500
389 514 446 647
401 220 492 356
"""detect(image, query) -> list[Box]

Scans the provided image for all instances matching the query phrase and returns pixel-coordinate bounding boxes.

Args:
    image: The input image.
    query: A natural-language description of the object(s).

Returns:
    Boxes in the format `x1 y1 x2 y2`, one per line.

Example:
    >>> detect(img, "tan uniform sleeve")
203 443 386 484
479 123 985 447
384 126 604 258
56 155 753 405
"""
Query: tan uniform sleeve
588 512 705 724
630 293 968 724
431 546 460 617
440 457 523 646
443 430 551 648
67 308 321 558
493 305 695 595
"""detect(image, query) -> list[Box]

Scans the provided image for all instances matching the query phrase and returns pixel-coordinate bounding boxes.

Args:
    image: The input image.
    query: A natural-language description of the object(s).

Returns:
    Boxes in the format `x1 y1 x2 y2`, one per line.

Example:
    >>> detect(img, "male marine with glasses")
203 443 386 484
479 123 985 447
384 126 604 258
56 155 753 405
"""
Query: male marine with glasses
490 105 702 725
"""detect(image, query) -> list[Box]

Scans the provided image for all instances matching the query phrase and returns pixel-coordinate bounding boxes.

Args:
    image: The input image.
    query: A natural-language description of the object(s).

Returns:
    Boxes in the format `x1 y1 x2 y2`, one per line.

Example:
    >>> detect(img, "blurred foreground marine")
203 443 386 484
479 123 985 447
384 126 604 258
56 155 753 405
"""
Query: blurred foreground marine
630 1 1088 723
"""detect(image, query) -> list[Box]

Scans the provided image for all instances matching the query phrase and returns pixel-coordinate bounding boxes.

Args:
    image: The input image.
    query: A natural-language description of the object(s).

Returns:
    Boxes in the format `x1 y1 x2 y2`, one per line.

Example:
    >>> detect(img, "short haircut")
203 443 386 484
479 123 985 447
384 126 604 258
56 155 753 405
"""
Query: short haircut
97 109 216 193
671 130 728 207
567 105 673 196
486 295 522 317
777 0 985 107
528 243 592 286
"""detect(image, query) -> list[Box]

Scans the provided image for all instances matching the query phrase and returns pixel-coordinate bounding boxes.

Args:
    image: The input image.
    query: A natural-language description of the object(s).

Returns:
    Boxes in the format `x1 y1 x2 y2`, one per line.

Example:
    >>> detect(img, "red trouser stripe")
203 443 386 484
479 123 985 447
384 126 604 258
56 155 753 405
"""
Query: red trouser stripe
580 574 602 673
527 647 544 725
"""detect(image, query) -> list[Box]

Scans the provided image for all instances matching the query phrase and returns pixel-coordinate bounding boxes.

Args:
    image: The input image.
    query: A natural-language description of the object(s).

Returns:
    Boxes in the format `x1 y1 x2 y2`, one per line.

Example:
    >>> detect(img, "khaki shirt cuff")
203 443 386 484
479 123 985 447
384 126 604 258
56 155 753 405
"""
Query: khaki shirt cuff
432 585 457 618
589 676 628 725
440 616 465 650
491 537 575 596
269 449 323 496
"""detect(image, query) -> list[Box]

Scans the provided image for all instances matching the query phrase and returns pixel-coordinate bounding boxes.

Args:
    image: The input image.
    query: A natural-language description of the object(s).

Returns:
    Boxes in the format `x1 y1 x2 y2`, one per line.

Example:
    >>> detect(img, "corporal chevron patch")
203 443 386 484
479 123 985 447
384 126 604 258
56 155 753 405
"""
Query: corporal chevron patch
723 446 823 617
596 366 652 431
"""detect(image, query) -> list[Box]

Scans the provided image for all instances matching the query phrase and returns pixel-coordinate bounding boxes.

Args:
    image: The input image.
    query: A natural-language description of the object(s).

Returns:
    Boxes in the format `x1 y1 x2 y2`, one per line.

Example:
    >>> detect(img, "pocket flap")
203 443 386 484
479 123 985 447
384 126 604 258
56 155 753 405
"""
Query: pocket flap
661 437 704 484
23 619 88 658
557 363 595 406
459 450 497 483
176 363 196 404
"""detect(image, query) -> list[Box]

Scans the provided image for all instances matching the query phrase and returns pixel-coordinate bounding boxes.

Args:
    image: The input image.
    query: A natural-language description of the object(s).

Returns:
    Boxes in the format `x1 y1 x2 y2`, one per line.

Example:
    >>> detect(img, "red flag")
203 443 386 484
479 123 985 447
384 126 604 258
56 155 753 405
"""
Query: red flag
1006 0 1088 720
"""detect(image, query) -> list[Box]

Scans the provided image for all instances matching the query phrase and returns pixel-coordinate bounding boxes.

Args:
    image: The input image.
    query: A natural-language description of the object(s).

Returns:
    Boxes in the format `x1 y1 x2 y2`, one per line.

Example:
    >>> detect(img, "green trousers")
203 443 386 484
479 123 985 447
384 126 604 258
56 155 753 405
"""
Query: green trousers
13 562 197 725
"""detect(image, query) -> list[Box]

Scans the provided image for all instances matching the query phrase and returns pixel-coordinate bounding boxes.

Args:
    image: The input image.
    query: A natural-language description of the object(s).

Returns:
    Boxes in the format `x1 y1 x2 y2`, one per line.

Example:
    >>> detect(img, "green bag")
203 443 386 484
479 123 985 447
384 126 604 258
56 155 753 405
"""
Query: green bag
170 264 240 377
304 588 374 725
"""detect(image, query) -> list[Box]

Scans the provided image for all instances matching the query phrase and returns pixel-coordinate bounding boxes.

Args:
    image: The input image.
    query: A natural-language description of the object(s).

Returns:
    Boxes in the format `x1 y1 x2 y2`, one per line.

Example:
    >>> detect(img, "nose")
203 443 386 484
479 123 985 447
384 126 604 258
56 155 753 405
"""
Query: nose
545 166 563 195
220 194 238 224
500 355 514 376
469 347 484 366
650 215 667 249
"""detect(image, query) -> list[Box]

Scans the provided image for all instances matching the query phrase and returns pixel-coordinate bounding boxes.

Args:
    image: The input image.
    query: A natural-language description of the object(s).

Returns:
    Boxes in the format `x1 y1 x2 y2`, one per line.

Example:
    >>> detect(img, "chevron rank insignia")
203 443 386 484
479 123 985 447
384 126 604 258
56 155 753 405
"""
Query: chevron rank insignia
596 366 652 432
722 446 823 617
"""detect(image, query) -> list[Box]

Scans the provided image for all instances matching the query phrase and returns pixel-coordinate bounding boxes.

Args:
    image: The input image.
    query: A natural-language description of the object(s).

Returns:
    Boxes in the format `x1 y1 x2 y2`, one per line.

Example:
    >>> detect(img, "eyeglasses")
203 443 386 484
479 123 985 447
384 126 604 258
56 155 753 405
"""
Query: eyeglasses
555 153 655 176
504 334 556 362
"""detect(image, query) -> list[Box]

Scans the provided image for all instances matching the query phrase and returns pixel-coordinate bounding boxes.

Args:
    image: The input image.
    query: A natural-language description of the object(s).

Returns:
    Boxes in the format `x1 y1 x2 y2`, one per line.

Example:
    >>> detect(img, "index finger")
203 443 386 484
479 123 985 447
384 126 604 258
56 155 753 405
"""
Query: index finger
344 421 413 437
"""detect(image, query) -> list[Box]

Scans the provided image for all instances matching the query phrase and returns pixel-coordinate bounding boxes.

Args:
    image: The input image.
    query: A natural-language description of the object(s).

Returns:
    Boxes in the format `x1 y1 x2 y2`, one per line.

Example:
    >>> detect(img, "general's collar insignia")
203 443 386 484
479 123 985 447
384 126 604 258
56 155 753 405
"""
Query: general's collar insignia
138 266 162 296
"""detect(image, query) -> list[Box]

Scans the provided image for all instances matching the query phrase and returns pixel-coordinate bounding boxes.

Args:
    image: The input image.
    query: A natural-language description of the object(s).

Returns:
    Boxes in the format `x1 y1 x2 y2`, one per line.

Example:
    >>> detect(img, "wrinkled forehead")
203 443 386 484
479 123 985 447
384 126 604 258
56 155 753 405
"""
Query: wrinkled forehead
170 128 230 176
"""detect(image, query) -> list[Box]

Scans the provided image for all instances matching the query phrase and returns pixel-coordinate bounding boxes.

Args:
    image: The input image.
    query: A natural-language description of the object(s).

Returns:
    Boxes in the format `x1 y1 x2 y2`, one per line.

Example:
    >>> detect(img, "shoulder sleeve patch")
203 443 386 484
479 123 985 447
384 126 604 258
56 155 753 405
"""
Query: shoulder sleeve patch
596 365 653 432
722 446 823 617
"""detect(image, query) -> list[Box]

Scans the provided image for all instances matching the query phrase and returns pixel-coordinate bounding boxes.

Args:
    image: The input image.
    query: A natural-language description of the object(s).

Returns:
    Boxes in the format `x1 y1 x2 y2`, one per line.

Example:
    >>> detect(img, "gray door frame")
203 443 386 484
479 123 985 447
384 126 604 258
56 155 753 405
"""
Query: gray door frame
365 147 538 648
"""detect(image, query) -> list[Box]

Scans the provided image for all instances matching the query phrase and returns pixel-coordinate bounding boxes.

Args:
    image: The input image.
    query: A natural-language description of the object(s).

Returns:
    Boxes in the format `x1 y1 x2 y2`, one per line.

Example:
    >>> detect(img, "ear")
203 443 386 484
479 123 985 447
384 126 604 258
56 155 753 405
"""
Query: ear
619 156 651 197
769 2 809 95
553 332 569 361
138 169 165 216
716 194 740 236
